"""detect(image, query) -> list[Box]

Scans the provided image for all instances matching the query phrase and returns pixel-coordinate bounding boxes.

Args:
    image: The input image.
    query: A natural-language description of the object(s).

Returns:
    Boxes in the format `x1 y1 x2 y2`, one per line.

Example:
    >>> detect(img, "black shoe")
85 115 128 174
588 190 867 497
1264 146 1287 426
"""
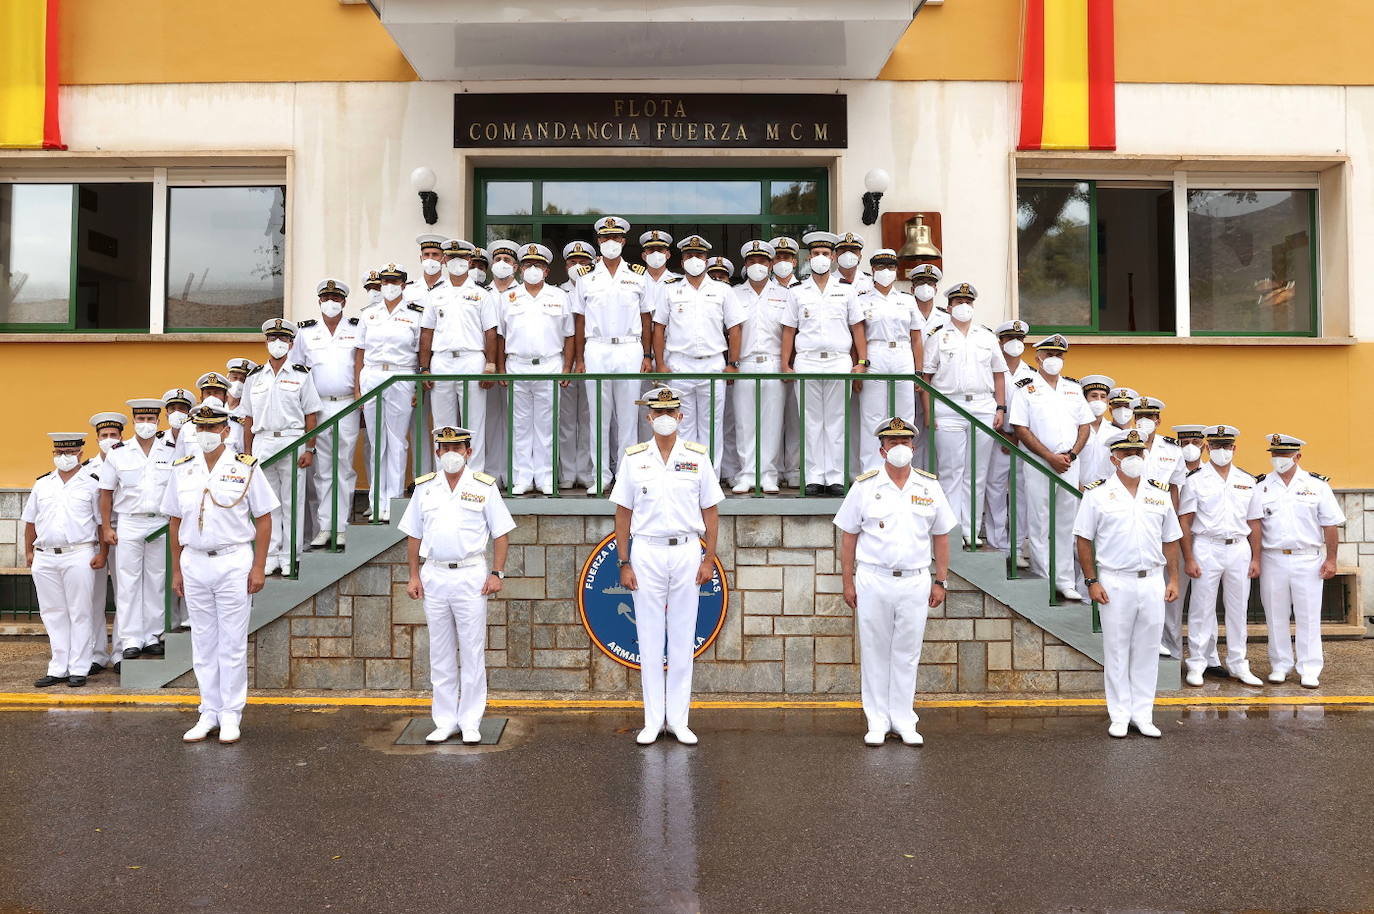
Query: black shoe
173 624 191 634
142 642 166 657
804 484 825 496
66 676 87 688
122 646 142 660
34 675 67 688
87 663 104 676
112 662 121 674
1203 665 1228 679
826 483 846 497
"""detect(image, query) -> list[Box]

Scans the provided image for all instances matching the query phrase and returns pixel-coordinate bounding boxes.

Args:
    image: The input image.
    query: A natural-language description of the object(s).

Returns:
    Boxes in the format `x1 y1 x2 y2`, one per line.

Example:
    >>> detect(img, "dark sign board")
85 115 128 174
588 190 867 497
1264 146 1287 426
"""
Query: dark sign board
455 93 847 149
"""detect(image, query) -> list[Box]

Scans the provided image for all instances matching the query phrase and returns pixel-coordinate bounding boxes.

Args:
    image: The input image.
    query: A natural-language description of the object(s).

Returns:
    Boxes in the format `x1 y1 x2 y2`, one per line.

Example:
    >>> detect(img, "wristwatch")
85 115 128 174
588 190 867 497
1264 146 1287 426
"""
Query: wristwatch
1083 577 1099 586
617 559 631 568
856 359 871 368
1067 451 1078 462
933 579 948 589
491 570 506 579
728 360 741 369
643 352 654 360
995 405 1007 412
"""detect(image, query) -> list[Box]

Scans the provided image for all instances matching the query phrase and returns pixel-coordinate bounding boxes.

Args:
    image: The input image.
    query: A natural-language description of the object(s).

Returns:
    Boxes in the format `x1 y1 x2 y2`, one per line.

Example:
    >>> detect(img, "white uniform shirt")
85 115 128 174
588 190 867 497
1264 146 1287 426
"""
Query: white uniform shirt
651 277 736 359
414 276 449 309
571 260 653 340
1179 463 1258 539
725 280 793 360
398 470 516 561
1246 467 1343 550
1072 474 1183 572
782 277 862 353
610 438 725 537
1144 436 1187 488
290 318 363 398
648 269 682 287
1008 374 1092 454
1078 420 1117 488
833 467 958 569
98 435 179 516
355 301 425 369
422 279 495 354
914 304 948 338
857 287 922 344
498 283 573 359
24 464 103 547
240 363 323 434
843 271 874 295
159 450 280 550
923 324 1007 396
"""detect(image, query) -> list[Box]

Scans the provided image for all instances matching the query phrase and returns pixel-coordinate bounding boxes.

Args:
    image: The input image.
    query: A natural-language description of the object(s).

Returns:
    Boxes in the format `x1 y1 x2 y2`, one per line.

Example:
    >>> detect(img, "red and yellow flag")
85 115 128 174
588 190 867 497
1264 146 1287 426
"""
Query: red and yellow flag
1017 0 1115 151
0 0 63 149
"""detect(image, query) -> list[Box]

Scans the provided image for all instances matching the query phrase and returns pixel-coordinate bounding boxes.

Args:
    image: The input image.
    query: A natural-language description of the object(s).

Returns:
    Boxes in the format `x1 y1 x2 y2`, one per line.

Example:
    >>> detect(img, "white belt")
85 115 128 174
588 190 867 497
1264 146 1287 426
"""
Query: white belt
1264 547 1321 556
859 562 929 578
869 340 906 348
441 348 484 357
634 534 697 547
118 512 164 520
1101 566 1162 578
946 392 992 402
260 429 305 438
675 353 719 360
589 336 640 345
1198 534 1246 545
366 362 417 372
183 543 249 557
743 354 779 364
425 555 484 569
509 354 561 365
34 542 95 555
799 350 848 360
323 394 353 402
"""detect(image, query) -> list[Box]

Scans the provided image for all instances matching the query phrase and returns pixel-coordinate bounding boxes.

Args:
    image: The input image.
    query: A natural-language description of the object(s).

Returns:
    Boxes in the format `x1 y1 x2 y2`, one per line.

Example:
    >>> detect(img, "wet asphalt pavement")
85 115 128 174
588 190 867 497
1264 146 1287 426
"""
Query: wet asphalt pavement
1 704 1372 914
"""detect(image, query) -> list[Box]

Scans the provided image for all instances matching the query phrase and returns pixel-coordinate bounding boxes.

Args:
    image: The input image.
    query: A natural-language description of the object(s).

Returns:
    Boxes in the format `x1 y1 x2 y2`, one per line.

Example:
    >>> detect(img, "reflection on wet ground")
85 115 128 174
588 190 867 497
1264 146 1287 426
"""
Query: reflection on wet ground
1 703 1371 914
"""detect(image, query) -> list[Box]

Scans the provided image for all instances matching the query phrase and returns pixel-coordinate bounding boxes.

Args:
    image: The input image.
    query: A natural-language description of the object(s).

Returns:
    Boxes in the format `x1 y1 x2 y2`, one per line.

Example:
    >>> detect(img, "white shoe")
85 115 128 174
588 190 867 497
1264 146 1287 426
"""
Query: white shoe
1016 553 1030 569
669 726 698 745
1185 669 1204 687
378 504 390 522
898 728 924 746
762 480 780 495
636 727 660 746
1235 669 1264 687
586 481 610 496
460 728 482 744
539 483 555 496
263 558 280 576
1108 721 1128 738
310 531 331 548
732 479 754 494
1059 586 1083 602
336 531 346 546
1158 645 1174 657
182 715 219 743
1267 670 1288 684
511 484 529 496
1300 674 1320 689
425 727 454 743
218 714 241 744
1133 720 1162 738
863 730 885 746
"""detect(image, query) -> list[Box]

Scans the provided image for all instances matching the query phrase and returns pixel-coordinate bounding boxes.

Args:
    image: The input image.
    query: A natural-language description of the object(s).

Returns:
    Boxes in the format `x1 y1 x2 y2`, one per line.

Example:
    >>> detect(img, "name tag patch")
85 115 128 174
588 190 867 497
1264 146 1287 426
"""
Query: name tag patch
911 494 934 506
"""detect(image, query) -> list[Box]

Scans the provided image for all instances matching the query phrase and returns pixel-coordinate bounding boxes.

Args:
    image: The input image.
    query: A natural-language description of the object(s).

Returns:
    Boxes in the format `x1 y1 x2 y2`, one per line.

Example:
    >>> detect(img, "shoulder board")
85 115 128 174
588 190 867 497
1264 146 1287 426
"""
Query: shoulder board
155 430 166 439
173 455 194 465
407 302 424 313
926 326 941 338
297 318 318 329
229 416 244 425
574 264 593 277
247 364 264 376
1309 471 1330 482
1015 377 1033 388
630 263 646 275
683 441 708 454
35 470 51 480
1160 436 1178 446
1186 467 1202 476
293 363 310 373
112 441 125 449
1062 375 1079 383
839 278 853 285
412 472 437 485
235 453 257 465
914 467 937 479
854 469 879 482
663 277 683 284
472 471 496 486
625 442 650 455
347 316 360 325
1083 478 1107 490
81 458 93 466
1253 473 1267 482
1148 479 1170 491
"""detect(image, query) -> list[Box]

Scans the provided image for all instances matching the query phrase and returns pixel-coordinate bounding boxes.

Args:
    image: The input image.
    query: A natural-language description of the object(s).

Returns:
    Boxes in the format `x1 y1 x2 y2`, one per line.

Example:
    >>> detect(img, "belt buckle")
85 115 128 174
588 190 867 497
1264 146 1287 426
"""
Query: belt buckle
1282 549 1293 555
667 537 680 546
964 394 975 402
888 341 898 348
531 357 542 365
892 569 904 577
1136 570 1147 578
754 356 767 363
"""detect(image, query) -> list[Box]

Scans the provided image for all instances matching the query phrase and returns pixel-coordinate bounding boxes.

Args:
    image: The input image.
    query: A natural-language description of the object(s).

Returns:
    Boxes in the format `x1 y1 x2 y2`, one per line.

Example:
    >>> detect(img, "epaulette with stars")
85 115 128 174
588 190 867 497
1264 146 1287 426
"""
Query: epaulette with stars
914 467 937 479
412 472 437 485
473 471 496 486
854 468 879 482
625 442 650 455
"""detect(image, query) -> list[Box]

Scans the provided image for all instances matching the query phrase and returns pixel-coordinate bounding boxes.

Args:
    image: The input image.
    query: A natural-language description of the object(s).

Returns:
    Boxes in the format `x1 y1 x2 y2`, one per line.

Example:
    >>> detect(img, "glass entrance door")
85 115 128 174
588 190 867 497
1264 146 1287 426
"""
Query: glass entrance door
474 168 828 285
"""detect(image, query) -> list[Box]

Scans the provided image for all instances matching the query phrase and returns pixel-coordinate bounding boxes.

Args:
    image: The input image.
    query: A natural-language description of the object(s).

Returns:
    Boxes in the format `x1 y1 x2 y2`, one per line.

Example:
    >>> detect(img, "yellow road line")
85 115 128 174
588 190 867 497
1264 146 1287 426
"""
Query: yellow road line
2 692 1374 711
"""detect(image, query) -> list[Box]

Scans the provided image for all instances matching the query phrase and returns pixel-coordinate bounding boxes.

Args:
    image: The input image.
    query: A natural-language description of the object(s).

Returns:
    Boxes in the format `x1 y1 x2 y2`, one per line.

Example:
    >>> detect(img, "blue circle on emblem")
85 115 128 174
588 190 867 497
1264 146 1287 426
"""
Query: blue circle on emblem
576 533 729 670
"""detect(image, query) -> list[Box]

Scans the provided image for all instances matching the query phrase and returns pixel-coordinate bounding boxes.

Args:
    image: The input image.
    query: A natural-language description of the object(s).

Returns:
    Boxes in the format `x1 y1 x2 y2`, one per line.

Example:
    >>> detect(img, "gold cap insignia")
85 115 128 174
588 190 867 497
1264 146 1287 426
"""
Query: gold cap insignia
1127 430 1141 444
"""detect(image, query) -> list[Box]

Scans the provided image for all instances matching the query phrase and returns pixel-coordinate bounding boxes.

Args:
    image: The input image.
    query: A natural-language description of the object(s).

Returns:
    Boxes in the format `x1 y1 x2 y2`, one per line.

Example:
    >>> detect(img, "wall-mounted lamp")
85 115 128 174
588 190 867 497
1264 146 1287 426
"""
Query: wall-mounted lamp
861 168 890 226
411 166 439 225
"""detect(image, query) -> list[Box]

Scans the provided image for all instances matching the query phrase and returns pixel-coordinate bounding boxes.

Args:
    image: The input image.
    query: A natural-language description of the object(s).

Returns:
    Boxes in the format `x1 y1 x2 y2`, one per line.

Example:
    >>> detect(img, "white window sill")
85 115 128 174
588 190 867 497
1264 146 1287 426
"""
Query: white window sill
0 332 262 343
1064 336 1356 347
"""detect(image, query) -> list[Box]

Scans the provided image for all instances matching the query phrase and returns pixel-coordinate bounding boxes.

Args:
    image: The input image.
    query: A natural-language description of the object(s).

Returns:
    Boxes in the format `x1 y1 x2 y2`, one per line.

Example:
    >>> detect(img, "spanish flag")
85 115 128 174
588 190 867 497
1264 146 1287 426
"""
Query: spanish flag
1017 0 1115 151
0 0 63 149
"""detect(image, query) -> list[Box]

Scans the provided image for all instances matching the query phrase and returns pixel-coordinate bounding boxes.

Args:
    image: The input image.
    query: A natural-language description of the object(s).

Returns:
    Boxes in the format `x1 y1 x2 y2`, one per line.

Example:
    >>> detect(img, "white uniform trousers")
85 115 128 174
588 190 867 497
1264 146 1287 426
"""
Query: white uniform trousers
1099 568 1166 726
982 443 1029 552
1160 591 1186 659
32 546 97 678
934 397 997 543
310 396 360 539
782 381 802 486
856 565 930 733
1186 538 1250 676
1026 462 1080 591
113 513 167 650
484 385 509 486
430 350 489 474
1259 549 1325 678
560 377 592 488
733 355 785 488
359 364 416 510
584 339 644 488
794 352 853 487
667 353 727 469
631 539 701 731
858 346 916 474
507 356 561 490
89 550 114 666
182 545 253 719
421 561 489 732
255 437 307 568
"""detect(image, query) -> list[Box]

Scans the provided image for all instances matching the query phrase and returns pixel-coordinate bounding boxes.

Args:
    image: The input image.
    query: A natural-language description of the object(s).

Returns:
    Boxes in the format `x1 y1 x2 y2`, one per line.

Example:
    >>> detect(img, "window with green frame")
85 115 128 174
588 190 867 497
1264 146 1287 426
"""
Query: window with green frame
475 168 828 285
1016 178 1318 337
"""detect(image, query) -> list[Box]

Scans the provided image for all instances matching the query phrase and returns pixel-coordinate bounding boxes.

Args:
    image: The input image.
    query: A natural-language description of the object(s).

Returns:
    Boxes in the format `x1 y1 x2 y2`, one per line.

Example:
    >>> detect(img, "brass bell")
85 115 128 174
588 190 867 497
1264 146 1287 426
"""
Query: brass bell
897 215 942 260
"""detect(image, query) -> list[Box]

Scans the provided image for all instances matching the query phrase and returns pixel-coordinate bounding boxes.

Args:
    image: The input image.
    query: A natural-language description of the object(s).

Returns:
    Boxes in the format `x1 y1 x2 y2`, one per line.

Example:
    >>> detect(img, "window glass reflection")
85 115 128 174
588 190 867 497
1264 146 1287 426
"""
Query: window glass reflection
166 186 285 330
1017 180 1092 328
0 184 73 325
486 182 533 216
541 181 760 215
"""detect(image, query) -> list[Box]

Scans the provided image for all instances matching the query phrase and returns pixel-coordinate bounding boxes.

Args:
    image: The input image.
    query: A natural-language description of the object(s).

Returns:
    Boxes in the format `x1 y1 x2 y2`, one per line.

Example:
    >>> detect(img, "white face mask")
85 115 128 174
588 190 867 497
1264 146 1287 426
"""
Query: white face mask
873 268 897 287
522 265 546 285
168 412 189 429
745 263 770 282
1111 407 1133 426
1088 399 1108 418
772 260 794 279
438 451 466 474
1271 455 1296 473
228 380 243 398
134 421 159 440
368 290 383 306
884 444 913 469
53 454 79 472
320 300 344 319
201 395 225 410
837 251 860 270
1181 444 1202 462
196 431 224 453
913 284 936 303
446 259 469 277
651 414 679 437
471 269 487 285
1117 455 1145 479
98 437 119 454
600 240 623 259
1135 417 1157 437
809 254 832 275
1002 339 1025 358
422 259 443 276
491 261 515 280
682 257 707 277
381 283 403 301
644 251 668 270
1209 448 1233 467
951 302 974 323
267 340 291 360
1040 356 1064 376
